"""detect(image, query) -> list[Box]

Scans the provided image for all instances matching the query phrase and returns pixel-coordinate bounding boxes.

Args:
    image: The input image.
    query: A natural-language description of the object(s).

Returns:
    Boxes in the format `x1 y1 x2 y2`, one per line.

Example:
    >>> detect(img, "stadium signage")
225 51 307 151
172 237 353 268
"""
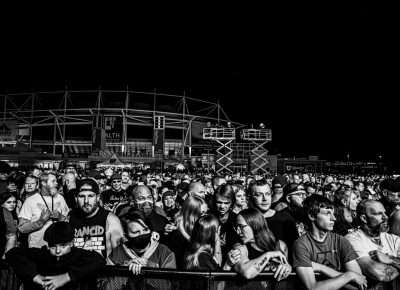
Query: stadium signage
104 116 123 142
0 120 17 141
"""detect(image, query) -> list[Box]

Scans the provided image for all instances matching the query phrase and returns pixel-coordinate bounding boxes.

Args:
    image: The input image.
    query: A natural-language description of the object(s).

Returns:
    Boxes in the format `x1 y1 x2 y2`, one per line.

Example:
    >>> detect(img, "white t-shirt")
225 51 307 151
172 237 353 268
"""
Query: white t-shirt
345 229 400 258
18 193 70 248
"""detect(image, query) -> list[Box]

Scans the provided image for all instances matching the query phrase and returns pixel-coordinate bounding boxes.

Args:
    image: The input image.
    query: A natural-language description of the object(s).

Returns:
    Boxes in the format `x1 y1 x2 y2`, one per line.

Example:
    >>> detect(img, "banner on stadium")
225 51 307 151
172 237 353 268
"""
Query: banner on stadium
104 116 123 142
92 115 106 153
153 128 165 155
0 120 17 141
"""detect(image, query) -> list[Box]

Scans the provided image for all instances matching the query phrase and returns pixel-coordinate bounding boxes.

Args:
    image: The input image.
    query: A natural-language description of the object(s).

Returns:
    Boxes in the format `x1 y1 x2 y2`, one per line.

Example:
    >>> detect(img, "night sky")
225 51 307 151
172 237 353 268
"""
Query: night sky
1 4 398 167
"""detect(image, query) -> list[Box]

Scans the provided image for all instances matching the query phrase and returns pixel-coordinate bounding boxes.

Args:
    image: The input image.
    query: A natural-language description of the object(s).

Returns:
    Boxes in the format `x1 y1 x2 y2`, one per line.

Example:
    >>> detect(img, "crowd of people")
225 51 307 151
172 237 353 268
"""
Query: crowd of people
1 159 400 289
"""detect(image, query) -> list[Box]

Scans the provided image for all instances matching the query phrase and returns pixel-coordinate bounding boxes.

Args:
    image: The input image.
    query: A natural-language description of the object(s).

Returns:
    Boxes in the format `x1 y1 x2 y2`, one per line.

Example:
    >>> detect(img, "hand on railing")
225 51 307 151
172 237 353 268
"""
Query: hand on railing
128 257 148 275
273 263 292 282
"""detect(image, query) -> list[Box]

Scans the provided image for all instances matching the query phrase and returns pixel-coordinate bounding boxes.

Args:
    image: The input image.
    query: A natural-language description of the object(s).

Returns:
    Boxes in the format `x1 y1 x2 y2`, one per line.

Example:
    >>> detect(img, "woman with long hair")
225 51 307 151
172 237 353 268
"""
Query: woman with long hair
333 188 361 236
232 208 292 281
0 192 19 225
162 195 209 269
184 214 240 271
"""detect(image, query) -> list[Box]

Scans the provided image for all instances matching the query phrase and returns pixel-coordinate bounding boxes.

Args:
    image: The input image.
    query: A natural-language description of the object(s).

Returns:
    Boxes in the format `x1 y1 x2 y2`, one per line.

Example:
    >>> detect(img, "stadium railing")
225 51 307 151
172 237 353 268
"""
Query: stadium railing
1 261 399 290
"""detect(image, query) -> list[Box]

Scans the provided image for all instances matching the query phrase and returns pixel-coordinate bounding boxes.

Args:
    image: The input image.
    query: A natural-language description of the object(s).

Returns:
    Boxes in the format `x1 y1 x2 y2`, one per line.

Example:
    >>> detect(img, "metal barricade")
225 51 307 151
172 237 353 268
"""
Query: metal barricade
1 261 400 290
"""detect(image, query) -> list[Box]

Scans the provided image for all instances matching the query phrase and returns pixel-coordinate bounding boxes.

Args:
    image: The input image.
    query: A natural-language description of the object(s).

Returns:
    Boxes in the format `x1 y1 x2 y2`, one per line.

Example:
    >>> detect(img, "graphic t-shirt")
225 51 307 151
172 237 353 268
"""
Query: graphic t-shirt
69 207 110 258
293 231 358 271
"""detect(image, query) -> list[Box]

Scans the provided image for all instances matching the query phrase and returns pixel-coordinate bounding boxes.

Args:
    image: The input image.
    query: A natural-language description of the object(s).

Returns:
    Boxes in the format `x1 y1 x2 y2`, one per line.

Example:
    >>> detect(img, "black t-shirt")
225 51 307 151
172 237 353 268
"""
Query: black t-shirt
101 189 127 212
161 229 190 270
217 211 239 262
68 207 110 258
265 209 299 263
64 188 77 209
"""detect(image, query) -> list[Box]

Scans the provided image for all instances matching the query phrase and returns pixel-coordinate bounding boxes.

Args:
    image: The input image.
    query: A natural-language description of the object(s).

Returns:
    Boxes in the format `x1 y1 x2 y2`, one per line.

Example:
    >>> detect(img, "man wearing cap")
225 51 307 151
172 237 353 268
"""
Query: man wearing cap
18 172 70 249
271 175 288 210
101 173 127 212
69 179 124 258
276 182 307 236
6 221 105 290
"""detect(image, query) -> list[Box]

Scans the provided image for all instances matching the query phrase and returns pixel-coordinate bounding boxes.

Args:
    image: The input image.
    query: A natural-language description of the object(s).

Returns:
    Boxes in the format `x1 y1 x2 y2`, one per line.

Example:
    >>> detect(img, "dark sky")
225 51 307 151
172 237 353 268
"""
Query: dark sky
1 4 397 166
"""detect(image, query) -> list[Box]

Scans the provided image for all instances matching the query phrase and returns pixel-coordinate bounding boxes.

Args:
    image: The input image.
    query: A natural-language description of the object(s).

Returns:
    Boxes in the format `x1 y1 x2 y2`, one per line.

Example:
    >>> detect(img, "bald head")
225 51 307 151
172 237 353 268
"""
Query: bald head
188 182 206 199
131 185 153 215
131 185 152 201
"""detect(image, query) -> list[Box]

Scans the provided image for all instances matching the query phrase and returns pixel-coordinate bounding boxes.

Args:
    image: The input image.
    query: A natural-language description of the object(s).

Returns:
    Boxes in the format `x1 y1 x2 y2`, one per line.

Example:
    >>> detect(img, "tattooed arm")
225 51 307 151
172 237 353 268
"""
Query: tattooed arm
356 255 399 282
369 250 400 272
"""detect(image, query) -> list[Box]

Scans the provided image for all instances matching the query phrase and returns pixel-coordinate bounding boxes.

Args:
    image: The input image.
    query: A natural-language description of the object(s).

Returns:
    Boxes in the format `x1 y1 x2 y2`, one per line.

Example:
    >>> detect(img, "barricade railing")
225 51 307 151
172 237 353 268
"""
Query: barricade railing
1 260 399 290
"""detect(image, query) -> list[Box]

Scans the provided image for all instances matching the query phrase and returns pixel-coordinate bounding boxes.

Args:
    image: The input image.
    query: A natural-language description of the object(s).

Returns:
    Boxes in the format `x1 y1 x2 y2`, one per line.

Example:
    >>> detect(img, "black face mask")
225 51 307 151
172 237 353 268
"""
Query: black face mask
126 233 151 250
136 201 153 216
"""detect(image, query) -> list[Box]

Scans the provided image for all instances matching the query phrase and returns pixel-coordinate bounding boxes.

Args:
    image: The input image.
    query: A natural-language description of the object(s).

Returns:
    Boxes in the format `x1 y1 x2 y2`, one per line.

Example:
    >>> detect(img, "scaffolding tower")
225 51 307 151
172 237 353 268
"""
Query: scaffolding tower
241 128 272 174
203 127 235 173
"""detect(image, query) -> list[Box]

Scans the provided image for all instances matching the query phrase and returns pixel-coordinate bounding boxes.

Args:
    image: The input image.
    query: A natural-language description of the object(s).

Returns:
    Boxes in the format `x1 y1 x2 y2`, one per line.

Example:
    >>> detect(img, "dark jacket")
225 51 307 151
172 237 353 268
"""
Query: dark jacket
5 246 105 290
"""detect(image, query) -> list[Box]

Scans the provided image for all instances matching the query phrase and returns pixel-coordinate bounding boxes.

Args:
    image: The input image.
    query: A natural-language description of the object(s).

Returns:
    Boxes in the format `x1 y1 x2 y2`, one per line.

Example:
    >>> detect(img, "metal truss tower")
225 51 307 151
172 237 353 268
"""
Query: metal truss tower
241 128 272 174
203 127 236 173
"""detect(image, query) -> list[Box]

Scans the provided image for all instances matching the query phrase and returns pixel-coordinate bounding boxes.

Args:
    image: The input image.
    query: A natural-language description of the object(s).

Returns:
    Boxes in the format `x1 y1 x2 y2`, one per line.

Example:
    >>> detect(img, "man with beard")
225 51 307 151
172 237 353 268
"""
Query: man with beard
119 185 168 236
346 200 400 284
379 178 400 236
293 195 367 290
18 172 69 248
68 178 124 258
270 175 288 210
276 182 307 236
248 179 299 263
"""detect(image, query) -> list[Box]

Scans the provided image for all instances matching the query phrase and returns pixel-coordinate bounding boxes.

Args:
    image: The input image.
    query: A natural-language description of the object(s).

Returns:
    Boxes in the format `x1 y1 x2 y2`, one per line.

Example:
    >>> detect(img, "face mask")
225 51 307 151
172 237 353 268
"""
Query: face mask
127 233 151 250
136 200 153 215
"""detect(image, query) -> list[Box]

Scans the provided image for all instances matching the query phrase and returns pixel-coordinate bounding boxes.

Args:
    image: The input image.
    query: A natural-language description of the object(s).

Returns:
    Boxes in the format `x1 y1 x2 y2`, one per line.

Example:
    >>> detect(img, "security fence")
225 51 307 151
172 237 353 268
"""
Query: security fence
1 260 399 290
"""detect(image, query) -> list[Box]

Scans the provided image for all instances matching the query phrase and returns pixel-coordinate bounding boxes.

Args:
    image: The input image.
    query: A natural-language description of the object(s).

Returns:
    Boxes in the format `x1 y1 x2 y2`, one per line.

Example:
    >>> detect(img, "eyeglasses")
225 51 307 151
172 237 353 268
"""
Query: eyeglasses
235 224 249 232
112 180 122 184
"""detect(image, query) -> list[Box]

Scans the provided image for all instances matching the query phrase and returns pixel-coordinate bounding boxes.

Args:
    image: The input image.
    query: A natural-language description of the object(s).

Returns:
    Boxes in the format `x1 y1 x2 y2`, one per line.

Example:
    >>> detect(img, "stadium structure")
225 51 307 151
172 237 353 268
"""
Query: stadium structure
0 88 279 173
